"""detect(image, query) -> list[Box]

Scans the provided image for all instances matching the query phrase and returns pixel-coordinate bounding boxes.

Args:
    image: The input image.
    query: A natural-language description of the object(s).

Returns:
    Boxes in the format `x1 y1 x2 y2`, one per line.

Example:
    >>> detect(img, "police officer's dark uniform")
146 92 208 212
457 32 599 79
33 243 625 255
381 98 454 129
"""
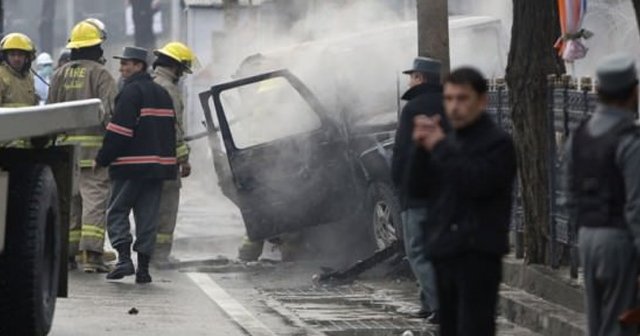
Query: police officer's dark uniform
567 53 640 336
96 47 177 284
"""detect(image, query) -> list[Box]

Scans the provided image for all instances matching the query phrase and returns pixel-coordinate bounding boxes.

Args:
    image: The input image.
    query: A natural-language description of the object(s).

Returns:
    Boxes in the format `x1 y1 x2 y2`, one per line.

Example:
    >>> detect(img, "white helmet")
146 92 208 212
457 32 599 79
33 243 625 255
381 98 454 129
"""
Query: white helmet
84 18 107 41
36 52 53 66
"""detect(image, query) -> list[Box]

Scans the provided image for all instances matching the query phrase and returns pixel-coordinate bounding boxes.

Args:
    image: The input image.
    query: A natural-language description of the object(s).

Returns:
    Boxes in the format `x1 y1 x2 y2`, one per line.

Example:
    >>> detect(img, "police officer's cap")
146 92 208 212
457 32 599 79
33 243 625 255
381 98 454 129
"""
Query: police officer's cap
113 46 149 64
597 53 639 93
403 57 442 76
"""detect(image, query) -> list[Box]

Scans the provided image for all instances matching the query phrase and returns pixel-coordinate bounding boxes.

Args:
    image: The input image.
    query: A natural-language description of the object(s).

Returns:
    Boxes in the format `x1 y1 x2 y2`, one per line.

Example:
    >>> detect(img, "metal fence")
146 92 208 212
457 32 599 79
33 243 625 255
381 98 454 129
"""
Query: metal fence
486 75 598 278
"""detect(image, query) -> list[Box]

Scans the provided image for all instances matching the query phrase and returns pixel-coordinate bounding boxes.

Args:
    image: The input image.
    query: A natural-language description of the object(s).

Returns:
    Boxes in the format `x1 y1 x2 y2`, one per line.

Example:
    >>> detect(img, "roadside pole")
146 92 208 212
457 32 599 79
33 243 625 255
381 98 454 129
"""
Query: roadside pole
417 0 450 75
0 0 4 35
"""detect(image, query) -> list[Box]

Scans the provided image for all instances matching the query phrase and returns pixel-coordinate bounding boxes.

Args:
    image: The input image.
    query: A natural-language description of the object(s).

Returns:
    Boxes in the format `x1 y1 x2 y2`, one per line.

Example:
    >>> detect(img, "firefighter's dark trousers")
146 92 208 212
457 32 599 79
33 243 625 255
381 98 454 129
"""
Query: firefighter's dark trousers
107 179 163 256
579 227 638 336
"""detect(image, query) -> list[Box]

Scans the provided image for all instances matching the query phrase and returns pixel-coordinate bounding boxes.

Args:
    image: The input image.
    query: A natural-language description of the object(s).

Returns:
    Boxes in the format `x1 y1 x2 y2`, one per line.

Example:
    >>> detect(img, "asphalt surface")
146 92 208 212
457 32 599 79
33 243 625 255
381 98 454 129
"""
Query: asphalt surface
51 147 540 336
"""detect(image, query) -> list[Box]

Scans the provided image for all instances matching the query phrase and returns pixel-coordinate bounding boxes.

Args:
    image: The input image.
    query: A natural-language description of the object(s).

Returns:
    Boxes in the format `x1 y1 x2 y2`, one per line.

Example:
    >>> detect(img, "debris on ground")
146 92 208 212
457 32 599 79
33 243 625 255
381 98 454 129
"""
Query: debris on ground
128 307 139 315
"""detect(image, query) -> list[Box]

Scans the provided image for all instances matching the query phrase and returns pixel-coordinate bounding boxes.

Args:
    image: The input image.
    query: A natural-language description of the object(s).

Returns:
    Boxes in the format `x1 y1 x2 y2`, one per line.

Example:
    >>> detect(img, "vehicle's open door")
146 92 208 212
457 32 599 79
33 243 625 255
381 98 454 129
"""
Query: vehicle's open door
200 70 357 241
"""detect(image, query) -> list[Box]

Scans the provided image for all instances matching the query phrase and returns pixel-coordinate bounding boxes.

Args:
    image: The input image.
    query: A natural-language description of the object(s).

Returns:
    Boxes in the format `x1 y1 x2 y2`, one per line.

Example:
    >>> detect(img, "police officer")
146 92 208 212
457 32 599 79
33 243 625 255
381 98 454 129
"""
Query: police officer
151 42 196 265
48 19 117 273
566 53 640 336
0 33 38 107
392 57 446 322
99 46 177 284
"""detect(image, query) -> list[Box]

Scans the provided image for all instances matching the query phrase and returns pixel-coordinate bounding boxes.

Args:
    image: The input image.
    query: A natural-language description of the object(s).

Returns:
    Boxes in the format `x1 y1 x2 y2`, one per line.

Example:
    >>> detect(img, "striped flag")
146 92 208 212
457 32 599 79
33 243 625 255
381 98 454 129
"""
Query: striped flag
554 0 592 62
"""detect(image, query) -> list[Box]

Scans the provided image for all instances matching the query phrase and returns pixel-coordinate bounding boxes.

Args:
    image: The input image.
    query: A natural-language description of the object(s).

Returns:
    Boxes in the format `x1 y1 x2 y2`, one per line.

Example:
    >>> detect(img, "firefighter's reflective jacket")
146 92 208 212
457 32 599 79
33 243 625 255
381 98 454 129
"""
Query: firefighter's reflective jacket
0 62 38 107
152 66 189 163
0 62 39 147
48 59 117 167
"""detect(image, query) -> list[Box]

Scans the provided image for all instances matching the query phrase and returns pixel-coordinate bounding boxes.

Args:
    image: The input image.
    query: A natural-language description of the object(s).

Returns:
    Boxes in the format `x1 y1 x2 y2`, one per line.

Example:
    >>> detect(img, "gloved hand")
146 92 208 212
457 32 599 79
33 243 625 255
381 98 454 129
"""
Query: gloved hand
180 162 191 178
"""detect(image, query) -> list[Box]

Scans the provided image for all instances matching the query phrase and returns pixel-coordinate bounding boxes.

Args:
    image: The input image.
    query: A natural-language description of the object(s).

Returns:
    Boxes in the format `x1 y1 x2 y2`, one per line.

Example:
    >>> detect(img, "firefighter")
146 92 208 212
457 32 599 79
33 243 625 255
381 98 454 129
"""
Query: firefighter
0 33 39 148
0 33 38 107
150 42 196 265
48 19 118 273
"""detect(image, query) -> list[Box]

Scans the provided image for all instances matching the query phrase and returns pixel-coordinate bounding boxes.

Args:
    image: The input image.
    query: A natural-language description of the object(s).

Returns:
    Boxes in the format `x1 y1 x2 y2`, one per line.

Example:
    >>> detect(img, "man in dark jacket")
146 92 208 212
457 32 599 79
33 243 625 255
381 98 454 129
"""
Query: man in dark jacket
414 67 516 336
391 56 447 322
95 47 177 284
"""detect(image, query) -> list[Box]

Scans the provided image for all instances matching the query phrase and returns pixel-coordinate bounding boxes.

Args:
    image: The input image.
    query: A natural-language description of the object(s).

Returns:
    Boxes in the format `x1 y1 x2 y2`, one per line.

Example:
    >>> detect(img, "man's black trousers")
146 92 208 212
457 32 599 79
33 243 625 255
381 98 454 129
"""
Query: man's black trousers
433 252 502 336
107 179 163 256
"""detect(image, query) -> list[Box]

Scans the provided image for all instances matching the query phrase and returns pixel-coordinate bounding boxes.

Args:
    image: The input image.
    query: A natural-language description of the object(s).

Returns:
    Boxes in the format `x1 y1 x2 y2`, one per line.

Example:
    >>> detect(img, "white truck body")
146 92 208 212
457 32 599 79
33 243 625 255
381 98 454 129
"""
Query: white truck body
0 98 103 254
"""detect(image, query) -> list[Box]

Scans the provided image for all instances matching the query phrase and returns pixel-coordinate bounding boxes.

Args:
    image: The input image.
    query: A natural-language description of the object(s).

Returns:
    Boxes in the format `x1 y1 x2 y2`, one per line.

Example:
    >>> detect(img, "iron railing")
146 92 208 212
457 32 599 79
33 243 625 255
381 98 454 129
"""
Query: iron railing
486 75 597 278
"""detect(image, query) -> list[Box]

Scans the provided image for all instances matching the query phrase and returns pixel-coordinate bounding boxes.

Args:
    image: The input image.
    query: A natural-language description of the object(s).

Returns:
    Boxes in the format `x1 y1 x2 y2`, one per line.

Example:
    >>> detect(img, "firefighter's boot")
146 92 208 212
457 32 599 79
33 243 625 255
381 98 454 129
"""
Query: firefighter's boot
136 254 152 284
81 251 111 273
103 250 117 263
237 236 264 262
106 246 135 280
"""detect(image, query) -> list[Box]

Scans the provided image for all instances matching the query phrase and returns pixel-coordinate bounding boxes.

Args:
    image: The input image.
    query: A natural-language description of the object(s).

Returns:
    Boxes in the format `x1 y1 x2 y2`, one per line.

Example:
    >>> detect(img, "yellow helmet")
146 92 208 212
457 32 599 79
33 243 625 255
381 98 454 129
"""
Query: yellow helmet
154 42 199 74
1 33 35 53
66 21 104 49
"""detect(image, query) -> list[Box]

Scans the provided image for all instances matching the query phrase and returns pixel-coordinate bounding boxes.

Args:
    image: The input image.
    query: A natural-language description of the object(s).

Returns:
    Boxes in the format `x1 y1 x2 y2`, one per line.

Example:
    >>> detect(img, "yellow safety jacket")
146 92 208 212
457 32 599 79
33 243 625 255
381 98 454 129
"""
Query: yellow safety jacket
152 66 190 163
0 62 38 107
0 63 39 147
47 59 117 167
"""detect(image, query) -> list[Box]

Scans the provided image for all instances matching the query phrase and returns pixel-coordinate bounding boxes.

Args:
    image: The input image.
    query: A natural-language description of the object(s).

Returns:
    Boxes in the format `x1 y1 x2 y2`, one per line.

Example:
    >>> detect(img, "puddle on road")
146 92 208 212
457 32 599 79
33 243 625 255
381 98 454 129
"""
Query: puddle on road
261 285 437 336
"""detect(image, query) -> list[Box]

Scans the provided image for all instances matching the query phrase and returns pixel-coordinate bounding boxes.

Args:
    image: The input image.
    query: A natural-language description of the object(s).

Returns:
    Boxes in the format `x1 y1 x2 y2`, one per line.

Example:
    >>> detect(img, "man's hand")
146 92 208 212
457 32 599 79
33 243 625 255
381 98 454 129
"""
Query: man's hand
92 160 98 172
413 115 446 151
180 162 192 178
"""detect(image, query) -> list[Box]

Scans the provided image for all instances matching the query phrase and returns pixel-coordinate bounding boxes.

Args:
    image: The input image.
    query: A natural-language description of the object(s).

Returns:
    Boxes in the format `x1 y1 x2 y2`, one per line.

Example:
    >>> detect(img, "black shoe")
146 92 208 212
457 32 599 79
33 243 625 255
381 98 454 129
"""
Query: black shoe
136 254 152 284
407 308 431 319
106 259 135 280
106 245 135 280
426 311 440 324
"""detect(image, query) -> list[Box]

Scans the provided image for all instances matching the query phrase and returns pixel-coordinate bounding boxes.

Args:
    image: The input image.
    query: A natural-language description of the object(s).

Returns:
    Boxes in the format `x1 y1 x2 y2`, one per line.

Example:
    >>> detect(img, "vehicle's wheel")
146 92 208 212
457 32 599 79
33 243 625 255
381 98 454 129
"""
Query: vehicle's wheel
365 182 403 252
0 164 61 336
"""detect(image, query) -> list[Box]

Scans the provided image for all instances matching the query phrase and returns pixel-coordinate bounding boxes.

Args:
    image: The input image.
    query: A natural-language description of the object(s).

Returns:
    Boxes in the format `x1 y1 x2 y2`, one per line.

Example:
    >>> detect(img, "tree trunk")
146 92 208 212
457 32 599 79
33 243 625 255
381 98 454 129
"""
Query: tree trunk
0 0 4 35
416 0 450 74
131 0 156 51
506 0 564 264
632 0 640 32
39 0 56 54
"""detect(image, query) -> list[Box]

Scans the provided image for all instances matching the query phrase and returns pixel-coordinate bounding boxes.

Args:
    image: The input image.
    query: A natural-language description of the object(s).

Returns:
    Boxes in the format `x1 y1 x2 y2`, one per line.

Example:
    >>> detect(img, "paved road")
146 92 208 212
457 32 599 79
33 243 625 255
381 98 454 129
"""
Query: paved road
51 271 245 336
51 150 539 335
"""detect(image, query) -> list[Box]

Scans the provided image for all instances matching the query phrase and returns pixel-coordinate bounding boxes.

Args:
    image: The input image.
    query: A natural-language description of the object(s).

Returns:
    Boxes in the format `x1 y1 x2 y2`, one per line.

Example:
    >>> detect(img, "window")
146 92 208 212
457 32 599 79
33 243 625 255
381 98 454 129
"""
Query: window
220 77 322 149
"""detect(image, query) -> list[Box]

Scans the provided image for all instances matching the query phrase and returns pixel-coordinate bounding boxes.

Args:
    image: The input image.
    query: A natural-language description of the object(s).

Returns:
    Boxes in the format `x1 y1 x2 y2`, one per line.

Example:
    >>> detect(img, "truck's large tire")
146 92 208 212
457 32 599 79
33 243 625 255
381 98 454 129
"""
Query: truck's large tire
0 164 61 336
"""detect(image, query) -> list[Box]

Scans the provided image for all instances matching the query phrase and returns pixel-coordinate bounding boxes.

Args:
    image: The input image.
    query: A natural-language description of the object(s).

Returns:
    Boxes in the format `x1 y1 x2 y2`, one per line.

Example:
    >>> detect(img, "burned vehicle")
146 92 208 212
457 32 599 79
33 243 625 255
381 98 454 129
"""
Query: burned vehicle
199 70 402 255
196 15 507 259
